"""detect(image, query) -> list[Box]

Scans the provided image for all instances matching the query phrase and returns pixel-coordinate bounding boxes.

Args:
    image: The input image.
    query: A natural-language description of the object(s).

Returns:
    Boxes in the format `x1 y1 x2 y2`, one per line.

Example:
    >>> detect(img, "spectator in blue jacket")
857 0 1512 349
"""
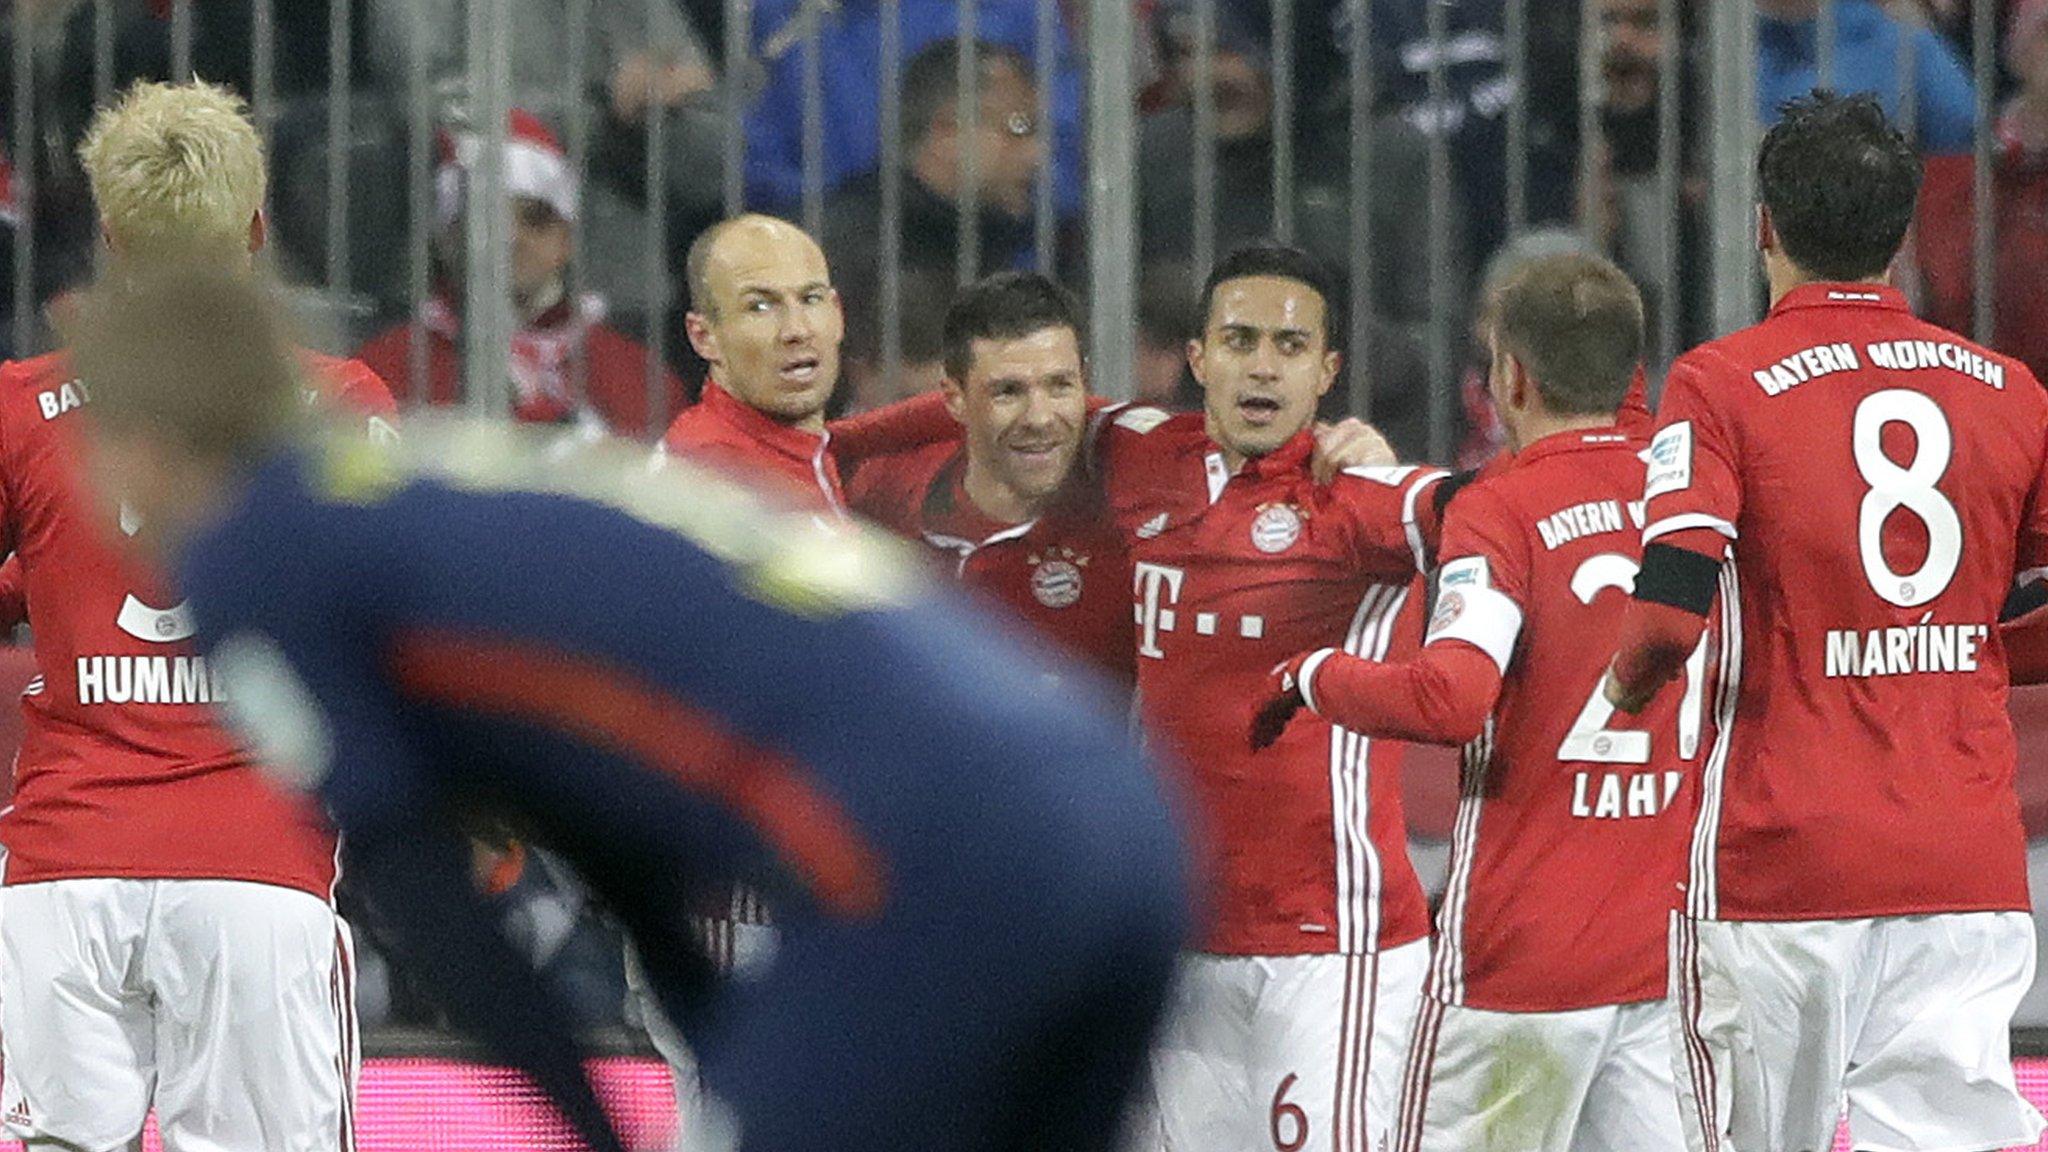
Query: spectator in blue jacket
1757 0 1978 153
741 0 1083 217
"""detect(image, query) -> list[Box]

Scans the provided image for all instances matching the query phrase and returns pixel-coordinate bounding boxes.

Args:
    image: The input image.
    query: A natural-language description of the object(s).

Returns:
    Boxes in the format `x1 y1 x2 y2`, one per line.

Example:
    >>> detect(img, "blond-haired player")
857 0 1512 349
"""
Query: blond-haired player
0 81 395 1152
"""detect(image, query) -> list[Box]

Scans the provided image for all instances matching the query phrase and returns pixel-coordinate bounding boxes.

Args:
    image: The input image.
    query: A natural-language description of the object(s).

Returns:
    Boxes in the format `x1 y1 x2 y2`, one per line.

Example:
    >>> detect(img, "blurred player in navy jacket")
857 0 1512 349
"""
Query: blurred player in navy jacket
62 261 1190 1152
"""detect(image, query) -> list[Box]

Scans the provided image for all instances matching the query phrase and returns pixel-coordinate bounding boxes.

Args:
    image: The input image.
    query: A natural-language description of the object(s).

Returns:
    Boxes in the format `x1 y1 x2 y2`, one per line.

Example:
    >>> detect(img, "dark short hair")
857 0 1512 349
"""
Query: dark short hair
1491 252 1644 417
1757 91 1920 281
1198 241 1338 347
903 39 1032 150
942 270 1084 383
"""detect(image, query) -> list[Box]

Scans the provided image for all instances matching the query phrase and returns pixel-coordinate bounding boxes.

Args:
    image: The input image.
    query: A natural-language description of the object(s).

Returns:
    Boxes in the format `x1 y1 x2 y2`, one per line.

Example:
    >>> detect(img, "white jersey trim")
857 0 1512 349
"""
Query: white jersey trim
2020 565 2048 588
1298 648 1340 714
1329 583 1408 954
1686 559 1741 919
1643 513 1737 545
1428 717 1493 1006
1401 471 1451 573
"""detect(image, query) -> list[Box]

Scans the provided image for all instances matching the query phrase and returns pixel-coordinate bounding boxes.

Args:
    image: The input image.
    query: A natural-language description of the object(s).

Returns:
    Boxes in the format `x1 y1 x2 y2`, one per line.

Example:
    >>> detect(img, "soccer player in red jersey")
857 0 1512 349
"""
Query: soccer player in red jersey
846 271 1132 687
1112 243 1442 1152
0 82 395 1152
1606 93 2048 1152
659 214 848 519
821 242 1429 1150
1255 253 1693 1152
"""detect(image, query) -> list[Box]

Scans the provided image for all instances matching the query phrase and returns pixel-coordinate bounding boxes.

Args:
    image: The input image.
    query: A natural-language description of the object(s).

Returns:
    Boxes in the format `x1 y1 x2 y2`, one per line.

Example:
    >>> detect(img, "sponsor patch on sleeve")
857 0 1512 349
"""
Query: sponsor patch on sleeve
1643 421 1693 500
1437 556 1491 591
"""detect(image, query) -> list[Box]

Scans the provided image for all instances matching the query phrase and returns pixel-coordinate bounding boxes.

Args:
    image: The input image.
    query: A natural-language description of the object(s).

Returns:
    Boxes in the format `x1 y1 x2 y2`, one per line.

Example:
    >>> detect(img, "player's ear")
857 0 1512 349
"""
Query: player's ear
940 374 968 424
1756 204 1777 257
1317 348 1340 397
684 310 720 368
1185 338 1206 388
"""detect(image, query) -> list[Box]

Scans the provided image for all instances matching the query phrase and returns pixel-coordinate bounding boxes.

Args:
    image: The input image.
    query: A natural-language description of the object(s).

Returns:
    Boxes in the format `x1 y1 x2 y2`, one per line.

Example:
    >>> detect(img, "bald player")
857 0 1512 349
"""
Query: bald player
662 214 849 518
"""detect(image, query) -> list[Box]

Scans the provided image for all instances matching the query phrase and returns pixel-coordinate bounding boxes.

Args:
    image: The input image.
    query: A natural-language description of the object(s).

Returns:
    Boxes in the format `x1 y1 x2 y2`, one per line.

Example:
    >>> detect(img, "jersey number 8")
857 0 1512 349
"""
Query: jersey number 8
1855 389 1961 608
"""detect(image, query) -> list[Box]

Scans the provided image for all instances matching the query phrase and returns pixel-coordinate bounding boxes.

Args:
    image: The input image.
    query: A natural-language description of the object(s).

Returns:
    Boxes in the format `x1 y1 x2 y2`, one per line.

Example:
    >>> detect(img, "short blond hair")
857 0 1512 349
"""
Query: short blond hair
78 80 266 262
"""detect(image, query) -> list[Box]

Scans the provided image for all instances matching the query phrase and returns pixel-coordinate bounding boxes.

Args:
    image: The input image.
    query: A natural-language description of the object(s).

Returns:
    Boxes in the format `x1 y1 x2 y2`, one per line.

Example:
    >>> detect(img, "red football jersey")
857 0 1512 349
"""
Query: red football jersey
0 351 397 899
1102 408 1443 955
1423 427 1705 1011
1644 282 2048 921
846 441 1134 687
660 381 847 518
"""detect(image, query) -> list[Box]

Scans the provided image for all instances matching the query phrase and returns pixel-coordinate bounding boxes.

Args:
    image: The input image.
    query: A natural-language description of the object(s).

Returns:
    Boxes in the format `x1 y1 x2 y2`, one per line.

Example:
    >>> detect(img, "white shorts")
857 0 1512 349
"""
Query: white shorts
0 876 358 1152
1136 939 1429 1152
1396 997 1681 1152
1671 911 2045 1152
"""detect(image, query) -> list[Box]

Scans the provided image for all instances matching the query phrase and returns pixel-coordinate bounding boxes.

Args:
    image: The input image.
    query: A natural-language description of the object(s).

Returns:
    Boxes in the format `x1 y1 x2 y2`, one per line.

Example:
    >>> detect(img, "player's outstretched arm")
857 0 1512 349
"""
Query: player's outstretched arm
1251 640 1504 751
1605 533 1720 713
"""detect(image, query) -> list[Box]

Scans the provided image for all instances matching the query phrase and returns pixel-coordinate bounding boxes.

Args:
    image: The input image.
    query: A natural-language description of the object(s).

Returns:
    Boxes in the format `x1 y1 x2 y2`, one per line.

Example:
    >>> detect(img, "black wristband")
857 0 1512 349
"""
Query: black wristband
1633 543 1720 617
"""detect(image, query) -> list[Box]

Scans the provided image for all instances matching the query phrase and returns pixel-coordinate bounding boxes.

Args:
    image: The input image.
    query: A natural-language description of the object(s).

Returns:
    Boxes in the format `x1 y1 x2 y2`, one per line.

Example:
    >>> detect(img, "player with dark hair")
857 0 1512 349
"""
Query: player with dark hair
61 260 1189 1152
1605 91 2048 1152
847 270 1132 685
834 240 1432 1152
1255 252 1691 1152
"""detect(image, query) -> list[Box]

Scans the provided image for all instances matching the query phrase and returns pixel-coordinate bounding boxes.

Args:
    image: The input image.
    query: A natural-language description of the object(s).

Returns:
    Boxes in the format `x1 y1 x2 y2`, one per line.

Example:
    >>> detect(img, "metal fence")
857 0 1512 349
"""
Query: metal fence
1 0 2022 464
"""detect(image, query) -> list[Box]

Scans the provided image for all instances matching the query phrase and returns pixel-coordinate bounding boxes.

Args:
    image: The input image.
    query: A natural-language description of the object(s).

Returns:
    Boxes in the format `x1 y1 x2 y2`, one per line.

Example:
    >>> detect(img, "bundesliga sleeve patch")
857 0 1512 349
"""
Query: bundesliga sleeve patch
1438 556 1491 591
1643 421 1694 500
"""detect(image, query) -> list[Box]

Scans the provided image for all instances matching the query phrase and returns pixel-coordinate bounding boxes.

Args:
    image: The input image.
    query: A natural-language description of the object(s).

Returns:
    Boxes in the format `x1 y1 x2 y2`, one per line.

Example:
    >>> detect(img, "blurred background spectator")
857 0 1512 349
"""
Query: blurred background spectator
741 0 1083 220
821 37 1072 397
1756 0 1978 151
1916 0 2048 383
354 110 683 437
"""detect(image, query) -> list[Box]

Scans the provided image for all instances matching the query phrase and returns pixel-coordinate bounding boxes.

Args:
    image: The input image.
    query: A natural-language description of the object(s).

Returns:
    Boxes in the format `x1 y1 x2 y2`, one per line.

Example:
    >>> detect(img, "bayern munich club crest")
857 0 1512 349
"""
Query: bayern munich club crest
1250 503 1304 554
1030 547 1088 609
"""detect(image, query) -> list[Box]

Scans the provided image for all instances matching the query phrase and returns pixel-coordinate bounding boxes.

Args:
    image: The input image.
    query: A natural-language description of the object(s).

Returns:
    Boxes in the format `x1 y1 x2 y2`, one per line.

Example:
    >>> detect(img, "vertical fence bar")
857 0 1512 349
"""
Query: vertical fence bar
325 0 353 301
1271 0 1296 242
800 2 827 237
1191 0 1218 293
1087 0 1138 401
722 0 750 216
1504 0 1529 233
1971 0 1995 346
93 0 115 279
1033 0 1057 274
1816 0 1837 94
171 0 194 81
879 0 904 394
251 0 275 189
1654 0 1682 370
1577 0 1603 233
11 1 32 356
645 0 672 434
1424 0 1454 462
1706 0 1759 336
1346 0 1374 420
1896 12 1918 144
464 0 515 416
955 4 982 285
94 0 114 106
405 0 432 409
562 0 591 407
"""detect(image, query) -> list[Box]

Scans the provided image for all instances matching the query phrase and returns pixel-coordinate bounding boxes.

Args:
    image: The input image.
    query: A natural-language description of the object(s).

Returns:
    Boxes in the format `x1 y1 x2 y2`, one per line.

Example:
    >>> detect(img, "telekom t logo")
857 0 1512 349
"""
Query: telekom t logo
1133 562 1185 659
